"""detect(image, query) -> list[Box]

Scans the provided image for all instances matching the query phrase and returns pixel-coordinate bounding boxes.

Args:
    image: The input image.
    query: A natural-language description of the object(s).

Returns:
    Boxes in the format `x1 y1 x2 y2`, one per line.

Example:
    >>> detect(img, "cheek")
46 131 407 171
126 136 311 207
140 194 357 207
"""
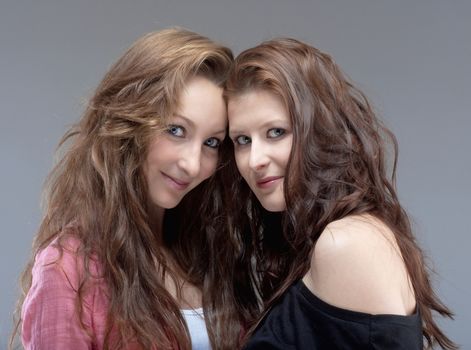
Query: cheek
199 154 219 180
234 152 249 177
145 137 168 169
143 154 156 180
280 137 293 168
144 152 163 179
234 152 254 189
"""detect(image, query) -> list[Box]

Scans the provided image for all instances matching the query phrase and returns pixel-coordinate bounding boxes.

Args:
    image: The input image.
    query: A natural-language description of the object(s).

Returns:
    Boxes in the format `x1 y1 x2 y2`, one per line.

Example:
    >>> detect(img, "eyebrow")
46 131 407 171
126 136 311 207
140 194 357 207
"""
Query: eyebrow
229 119 289 135
173 114 195 127
228 128 244 136
213 129 227 136
173 114 226 136
260 118 290 128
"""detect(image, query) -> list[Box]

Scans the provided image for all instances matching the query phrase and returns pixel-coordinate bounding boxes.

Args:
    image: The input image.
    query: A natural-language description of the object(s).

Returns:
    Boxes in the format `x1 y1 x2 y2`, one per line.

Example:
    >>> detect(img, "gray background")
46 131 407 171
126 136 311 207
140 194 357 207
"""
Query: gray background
1 0 469 348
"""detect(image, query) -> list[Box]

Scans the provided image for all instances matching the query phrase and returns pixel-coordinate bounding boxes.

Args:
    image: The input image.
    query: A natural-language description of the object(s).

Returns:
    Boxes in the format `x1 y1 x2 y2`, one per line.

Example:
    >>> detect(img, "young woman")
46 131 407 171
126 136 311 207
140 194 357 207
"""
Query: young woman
12 28 244 350
225 38 456 349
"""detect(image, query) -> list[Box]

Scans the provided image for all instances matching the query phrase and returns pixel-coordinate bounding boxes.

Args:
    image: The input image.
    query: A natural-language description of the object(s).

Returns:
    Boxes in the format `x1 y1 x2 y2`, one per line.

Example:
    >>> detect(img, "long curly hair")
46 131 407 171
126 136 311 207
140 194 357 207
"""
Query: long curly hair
11 28 245 349
224 38 457 349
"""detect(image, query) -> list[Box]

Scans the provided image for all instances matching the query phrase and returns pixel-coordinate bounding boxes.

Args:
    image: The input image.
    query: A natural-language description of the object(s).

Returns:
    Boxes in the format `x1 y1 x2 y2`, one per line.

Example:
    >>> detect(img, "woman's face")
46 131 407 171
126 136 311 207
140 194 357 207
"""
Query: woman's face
144 76 227 210
228 89 292 212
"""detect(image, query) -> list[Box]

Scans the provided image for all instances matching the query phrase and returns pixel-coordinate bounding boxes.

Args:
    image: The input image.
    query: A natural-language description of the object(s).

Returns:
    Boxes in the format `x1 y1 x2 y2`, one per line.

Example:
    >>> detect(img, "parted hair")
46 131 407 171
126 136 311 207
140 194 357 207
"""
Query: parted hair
12 28 244 349
224 38 457 349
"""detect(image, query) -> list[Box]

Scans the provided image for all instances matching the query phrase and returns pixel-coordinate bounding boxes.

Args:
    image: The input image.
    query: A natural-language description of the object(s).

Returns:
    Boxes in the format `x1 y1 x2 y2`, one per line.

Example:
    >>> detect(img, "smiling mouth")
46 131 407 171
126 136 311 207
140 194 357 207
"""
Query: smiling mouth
161 172 190 190
256 176 283 189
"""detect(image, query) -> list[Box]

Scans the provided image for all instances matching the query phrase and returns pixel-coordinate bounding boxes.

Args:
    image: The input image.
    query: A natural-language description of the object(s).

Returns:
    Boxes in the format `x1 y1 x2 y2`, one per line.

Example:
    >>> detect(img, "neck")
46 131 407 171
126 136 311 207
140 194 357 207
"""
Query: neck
148 203 165 235
146 204 203 309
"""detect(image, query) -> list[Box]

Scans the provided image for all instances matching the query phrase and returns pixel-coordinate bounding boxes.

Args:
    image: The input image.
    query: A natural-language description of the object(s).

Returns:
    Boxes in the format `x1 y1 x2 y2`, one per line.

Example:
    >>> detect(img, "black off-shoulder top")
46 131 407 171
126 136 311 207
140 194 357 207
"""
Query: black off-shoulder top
244 280 422 349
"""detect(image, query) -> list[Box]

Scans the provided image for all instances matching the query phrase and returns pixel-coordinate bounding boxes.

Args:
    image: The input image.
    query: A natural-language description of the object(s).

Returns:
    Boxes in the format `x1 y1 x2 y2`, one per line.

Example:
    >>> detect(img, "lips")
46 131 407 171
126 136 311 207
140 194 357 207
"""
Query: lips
256 176 283 189
161 172 190 190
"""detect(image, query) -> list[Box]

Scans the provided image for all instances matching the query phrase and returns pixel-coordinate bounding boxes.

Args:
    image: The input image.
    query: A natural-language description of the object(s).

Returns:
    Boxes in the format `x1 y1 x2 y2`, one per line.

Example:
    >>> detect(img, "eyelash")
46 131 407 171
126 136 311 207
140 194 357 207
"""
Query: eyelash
267 128 285 138
235 135 251 145
233 128 286 146
167 124 221 149
204 137 221 149
167 125 185 137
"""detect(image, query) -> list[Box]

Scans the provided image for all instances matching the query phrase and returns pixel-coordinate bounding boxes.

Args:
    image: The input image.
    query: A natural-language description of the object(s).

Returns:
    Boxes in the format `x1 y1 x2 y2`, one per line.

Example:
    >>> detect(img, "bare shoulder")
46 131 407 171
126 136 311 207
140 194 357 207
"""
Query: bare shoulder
303 214 416 315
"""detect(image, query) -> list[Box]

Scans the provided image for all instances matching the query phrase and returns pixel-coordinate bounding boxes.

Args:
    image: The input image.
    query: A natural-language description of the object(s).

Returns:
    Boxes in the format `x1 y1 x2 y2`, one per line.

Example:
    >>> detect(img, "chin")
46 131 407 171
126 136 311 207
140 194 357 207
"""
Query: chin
161 203 179 209
151 195 184 210
263 205 286 212
259 197 286 212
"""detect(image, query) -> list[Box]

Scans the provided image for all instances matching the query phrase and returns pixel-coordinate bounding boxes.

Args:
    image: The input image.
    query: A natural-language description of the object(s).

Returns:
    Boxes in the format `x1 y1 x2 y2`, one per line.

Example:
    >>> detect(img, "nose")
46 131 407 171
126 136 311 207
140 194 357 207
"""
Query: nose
177 143 201 178
248 139 269 172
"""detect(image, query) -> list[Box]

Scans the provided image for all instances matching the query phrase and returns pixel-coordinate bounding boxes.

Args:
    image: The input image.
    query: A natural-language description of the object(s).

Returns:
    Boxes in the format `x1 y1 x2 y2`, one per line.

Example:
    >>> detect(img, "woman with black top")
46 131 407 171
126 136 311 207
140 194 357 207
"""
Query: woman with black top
224 38 457 349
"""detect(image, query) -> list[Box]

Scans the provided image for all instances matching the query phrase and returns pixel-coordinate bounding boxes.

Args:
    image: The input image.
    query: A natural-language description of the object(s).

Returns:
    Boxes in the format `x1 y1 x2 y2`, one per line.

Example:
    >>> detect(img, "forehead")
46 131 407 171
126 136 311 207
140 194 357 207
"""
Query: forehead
176 76 227 130
228 89 288 126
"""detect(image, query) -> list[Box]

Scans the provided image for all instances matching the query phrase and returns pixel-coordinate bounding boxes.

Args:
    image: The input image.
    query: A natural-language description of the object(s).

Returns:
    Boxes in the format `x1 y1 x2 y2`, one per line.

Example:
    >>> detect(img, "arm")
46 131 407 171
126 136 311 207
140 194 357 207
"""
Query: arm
21 243 95 350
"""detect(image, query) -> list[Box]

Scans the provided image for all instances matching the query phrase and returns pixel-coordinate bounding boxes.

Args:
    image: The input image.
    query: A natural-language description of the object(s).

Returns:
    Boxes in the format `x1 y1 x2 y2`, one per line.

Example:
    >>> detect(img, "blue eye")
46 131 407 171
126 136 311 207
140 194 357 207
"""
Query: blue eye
235 135 251 145
267 128 285 138
167 125 185 137
204 137 221 149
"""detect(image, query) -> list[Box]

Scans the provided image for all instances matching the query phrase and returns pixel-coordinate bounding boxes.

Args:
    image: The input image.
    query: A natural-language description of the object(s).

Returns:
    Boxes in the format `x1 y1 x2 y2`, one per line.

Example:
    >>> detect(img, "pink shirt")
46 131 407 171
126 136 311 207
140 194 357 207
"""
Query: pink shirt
21 237 141 349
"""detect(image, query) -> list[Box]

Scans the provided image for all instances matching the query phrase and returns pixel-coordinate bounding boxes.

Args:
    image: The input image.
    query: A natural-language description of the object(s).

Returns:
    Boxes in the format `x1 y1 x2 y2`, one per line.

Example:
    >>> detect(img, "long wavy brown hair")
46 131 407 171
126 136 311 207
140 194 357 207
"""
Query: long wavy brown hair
11 28 246 349
224 38 457 349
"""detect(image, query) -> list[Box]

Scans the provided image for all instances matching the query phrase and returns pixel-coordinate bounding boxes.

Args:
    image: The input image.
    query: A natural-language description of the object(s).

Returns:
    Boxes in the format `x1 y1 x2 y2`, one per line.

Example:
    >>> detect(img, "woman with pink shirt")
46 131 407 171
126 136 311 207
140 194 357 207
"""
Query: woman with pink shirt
11 28 244 349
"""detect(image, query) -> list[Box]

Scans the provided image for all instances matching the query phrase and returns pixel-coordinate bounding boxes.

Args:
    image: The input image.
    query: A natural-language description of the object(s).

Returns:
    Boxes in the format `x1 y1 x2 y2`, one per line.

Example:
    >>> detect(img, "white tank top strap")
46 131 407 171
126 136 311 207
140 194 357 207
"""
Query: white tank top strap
181 307 211 350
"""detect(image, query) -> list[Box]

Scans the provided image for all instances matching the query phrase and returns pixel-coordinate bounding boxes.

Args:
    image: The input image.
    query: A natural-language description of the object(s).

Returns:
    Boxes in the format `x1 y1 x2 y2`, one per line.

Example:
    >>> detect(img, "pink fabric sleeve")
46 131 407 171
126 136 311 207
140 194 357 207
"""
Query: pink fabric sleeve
21 238 109 350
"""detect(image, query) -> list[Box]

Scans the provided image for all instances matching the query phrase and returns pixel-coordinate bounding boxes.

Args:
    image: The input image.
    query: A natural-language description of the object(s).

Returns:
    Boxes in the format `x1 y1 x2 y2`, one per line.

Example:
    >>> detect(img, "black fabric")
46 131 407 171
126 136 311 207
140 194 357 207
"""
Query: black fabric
244 280 422 349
